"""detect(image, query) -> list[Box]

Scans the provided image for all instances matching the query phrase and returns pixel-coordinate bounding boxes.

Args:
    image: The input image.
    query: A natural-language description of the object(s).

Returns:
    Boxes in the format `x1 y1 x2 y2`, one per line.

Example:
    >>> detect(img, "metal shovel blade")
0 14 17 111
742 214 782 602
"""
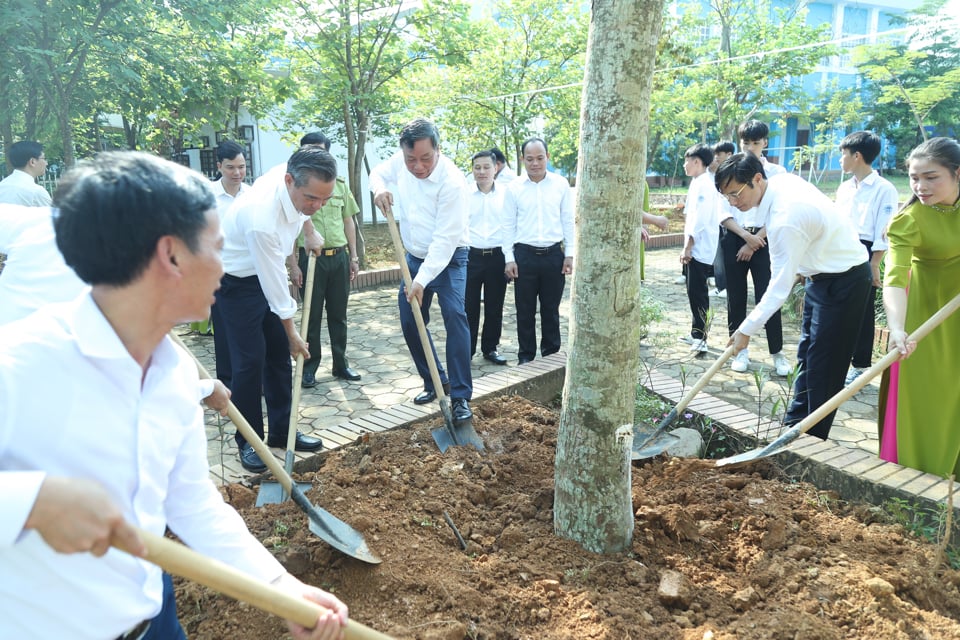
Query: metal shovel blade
291 485 382 564
431 398 484 453
256 481 312 507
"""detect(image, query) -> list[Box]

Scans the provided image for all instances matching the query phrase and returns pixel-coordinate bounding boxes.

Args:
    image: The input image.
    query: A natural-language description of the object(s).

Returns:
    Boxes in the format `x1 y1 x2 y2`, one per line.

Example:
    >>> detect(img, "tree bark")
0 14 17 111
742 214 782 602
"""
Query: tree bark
554 0 665 554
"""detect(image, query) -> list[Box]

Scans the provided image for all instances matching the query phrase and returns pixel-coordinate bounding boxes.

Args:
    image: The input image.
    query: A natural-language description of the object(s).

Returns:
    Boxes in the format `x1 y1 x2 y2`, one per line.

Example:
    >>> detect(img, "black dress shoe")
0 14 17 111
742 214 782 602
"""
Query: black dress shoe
239 443 268 473
301 372 317 388
518 357 533 364
483 351 508 365
451 398 473 424
414 389 437 404
267 432 324 452
333 366 361 381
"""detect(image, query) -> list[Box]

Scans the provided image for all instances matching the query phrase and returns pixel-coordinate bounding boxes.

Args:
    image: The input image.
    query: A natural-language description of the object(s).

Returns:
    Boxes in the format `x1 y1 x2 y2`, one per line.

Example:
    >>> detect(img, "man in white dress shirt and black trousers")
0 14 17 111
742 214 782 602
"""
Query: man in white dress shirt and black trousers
503 137 575 364
370 118 474 424
716 153 871 439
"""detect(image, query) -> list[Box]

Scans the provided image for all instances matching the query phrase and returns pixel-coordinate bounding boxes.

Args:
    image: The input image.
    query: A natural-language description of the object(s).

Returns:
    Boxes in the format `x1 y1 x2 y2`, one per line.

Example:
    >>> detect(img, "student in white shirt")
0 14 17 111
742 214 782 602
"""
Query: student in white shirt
0 151 348 640
835 131 899 386
502 137 575 364
738 120 787 178
678 143 720 353
0 140 52 206
491 146 517 184
716 153 871 440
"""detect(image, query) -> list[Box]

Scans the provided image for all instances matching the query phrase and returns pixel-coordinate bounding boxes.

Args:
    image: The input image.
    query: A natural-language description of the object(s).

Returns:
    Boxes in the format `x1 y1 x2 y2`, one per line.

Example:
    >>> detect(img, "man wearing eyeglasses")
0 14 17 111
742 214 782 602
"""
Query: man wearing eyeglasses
0 141 52 206
715 153 871 441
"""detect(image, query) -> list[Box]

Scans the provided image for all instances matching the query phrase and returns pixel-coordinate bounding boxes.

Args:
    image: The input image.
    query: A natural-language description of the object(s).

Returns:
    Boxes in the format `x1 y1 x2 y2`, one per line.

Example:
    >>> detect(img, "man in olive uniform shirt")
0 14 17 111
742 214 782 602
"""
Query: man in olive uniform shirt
288 132 362 387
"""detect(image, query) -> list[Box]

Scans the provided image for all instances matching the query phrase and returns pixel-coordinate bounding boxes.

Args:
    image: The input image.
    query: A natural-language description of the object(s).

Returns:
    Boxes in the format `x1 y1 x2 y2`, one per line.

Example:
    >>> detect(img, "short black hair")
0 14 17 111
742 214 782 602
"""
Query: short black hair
713 140 736 155
53 151 215 287
490 147 507 164
300 131 331 150
8 141 44 169
839 131 882 164
471 150 496 164
399 118 440 150
685 143 714 168
737 120 770 143
714 152 766 193
286 146 338 187
521 137 548 155
216 140 245 163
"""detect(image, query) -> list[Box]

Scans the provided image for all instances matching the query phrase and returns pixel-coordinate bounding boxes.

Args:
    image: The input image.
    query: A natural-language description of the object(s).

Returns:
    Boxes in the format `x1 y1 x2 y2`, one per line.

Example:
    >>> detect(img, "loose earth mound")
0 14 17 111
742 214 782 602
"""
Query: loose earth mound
176 396 960 639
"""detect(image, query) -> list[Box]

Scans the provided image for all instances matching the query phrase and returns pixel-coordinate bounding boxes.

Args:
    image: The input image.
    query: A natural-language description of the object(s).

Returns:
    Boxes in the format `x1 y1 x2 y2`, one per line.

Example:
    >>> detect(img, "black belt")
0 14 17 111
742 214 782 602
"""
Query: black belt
516 242 560 255
469 246 502 256
116 620 151 640
743 226 763 234
320 245 347 257
809 261 868 282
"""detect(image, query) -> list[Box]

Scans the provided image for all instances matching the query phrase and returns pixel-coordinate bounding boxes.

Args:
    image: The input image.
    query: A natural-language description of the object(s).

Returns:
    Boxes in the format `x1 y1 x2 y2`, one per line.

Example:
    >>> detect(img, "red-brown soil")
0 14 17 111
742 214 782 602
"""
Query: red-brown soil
176 396 960 639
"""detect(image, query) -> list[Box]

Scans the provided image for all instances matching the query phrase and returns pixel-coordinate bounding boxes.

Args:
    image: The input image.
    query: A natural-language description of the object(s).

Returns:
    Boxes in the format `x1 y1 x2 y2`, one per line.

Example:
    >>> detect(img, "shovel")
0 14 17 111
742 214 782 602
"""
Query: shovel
261 251 317 505
170 333 382 564
112 526 393 639
632 345 736 460
381 206 484 453
716 290 960 467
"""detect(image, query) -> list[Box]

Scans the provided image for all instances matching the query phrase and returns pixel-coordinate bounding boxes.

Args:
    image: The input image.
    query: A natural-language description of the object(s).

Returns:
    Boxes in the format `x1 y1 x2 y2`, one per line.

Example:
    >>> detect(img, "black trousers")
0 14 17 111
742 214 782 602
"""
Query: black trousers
514 243 565 361
210 300 232 387
785 262 872 439
721 230 783 354
685 258 712 340
214 274 292 449
850 240 877 368
298 247 350 376
465 247 508 356
711 226 726 291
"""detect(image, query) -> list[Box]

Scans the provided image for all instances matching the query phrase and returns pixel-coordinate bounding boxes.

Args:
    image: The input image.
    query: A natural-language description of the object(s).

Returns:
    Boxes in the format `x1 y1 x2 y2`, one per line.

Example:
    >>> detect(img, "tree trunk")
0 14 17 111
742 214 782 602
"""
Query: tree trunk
554 0 664 554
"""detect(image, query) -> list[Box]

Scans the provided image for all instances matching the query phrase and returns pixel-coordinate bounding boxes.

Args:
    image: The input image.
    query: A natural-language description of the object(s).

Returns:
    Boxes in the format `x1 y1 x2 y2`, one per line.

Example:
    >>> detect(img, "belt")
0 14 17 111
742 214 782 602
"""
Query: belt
516 242 560 255
469 246 502 256
116 619 151 640
320 245 347 257
809 261 868 282
743 226 763 235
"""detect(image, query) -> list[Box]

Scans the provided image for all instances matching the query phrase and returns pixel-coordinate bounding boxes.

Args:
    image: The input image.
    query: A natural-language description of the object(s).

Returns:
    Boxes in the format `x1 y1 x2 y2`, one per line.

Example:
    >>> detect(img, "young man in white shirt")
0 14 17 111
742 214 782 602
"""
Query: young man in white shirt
465 150 509 365
678 143 720 353
491 146 517 184
738 120 787 178
0 140 52 206
0 151 347 640
716 153 871 440
502 137 575 364
217 147 329 473
835 131 899 386
370 118 474 423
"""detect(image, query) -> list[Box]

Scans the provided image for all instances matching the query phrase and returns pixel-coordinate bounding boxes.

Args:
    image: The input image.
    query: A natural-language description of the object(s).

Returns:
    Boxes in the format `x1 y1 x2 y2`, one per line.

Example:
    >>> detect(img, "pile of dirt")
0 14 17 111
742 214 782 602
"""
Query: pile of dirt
176 396 960 639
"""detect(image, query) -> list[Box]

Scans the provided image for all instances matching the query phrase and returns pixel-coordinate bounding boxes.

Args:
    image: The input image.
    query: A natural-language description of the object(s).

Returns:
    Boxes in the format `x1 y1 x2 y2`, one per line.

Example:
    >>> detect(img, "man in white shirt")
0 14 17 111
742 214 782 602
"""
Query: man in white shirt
491 146 517 184
503 137 575 364
678 143 720 353
716 153 871 440
217 147 329 473
0 151 347 640
370 118 473 423
207 140 251 386
0 140 52 206
465 150 509 365
835 131 899 386
738 120 787 178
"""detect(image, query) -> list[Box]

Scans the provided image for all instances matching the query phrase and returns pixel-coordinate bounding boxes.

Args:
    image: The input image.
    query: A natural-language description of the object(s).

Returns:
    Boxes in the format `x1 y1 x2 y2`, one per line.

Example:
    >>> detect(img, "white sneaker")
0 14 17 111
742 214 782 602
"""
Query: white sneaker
707 277 716 288
710 288 727 298
845 367 866 387
731 349 750 372
678 335 697 346
773 352 791 377
691 339 708 353
674 275 687 284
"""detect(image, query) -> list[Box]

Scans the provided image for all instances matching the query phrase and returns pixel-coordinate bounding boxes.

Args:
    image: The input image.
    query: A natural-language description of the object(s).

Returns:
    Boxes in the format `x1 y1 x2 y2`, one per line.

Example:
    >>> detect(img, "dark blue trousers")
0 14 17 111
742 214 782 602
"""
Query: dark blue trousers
399 248 472 400
215 274 292 449
785 262 872 439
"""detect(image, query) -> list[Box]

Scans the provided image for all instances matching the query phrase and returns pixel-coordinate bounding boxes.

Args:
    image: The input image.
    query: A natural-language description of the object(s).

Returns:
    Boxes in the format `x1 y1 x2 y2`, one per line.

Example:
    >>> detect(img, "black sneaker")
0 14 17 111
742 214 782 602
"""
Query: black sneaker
451 398 473 424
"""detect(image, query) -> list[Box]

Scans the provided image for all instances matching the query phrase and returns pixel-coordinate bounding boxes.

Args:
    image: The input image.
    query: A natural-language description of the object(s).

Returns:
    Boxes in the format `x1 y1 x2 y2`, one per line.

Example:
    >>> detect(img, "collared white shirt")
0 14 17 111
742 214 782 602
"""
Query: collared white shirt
0 205 87 325
682 172 720 264
221 181 307 320
501 171 576 263
835 171 899 251
210 177 250 219
0 294 283 639
369 151 469 287
468 182 506 249
0 169 52 206
739 173 865 336
495 165 517 184
762 157 787 177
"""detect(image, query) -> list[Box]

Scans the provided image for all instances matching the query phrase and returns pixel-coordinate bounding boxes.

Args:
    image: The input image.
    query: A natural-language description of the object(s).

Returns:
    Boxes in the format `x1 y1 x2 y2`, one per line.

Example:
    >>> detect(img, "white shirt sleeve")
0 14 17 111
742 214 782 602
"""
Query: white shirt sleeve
738 220 810 336
413 179 468 288
501 187 519 263
871 183 899 252
247 228 297 320
560 184 575 258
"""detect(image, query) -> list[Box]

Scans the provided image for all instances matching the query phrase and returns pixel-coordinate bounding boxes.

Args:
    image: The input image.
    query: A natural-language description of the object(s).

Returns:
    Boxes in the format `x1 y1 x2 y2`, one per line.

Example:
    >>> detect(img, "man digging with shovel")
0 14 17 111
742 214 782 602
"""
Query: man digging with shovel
0 152 348 639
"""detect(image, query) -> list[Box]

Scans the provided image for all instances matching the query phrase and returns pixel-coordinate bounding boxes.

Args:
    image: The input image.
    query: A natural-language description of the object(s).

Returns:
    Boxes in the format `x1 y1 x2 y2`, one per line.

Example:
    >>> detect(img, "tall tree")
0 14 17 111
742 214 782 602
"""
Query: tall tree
553 0 664 553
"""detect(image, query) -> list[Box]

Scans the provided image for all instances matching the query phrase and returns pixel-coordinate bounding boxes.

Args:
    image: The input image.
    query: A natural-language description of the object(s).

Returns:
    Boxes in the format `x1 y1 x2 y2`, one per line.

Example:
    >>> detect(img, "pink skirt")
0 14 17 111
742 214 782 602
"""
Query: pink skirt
879 362 899 463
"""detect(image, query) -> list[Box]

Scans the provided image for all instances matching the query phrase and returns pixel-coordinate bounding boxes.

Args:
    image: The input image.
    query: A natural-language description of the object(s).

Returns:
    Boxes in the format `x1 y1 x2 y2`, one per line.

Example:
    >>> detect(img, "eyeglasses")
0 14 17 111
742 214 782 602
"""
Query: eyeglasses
722 183 748 203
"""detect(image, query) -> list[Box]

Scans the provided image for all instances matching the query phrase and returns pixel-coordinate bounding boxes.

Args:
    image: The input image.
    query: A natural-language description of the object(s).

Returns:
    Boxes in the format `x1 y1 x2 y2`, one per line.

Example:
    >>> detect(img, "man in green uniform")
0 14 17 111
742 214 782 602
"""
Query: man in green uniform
288 132 362 387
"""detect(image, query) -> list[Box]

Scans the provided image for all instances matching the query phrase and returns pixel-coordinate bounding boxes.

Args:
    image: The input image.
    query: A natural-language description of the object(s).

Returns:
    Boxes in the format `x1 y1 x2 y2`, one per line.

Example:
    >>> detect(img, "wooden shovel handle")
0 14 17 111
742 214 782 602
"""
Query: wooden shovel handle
113 527 394 640
286 251 318 465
